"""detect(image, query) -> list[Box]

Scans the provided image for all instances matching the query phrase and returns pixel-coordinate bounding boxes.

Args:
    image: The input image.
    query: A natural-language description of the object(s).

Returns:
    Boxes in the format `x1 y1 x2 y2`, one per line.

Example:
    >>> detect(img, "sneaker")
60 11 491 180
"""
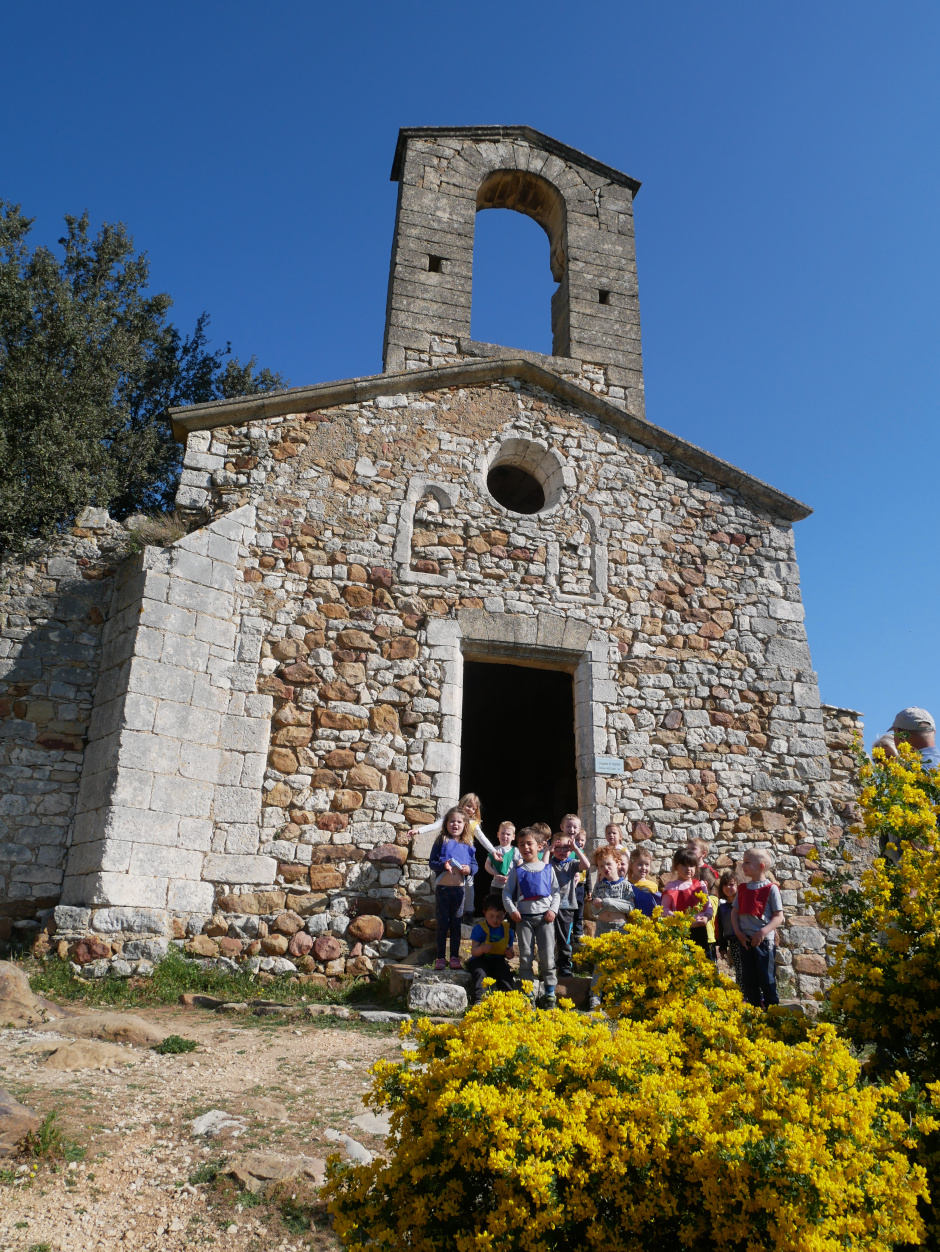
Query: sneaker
449 957 463 970
588 995 602 1011
542 989 557 1009
434 958 446 970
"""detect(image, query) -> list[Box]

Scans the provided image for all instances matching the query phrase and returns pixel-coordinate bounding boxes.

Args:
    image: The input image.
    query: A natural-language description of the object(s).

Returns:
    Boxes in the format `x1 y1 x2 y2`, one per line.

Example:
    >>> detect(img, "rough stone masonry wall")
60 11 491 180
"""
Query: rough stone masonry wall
0 511 131 924
172 374 839 999
400 336 634 421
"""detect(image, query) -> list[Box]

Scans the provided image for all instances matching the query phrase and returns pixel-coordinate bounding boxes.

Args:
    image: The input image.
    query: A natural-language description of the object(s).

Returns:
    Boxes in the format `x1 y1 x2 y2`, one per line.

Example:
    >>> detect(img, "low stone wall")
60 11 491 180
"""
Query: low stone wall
40 889 409 985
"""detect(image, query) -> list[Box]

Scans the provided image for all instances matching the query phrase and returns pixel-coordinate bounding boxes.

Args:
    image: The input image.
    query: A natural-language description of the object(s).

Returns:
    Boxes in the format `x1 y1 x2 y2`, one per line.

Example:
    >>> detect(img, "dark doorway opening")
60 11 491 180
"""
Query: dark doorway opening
460 660 579 913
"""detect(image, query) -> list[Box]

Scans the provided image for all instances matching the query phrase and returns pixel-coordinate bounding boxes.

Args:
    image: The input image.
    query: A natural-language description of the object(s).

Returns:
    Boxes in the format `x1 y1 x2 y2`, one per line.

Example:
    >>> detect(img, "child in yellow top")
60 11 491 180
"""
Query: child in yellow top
627 846 661 917
703 892 720 962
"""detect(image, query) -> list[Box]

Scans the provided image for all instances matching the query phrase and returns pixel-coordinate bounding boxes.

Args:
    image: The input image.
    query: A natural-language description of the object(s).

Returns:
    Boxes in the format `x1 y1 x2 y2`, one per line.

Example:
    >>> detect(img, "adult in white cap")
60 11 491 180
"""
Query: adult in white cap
890 707 940 771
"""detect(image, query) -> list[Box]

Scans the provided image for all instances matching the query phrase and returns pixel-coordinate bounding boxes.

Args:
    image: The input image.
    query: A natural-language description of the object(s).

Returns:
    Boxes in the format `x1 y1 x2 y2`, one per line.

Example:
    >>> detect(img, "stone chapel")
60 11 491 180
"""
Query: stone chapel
1 127 851 997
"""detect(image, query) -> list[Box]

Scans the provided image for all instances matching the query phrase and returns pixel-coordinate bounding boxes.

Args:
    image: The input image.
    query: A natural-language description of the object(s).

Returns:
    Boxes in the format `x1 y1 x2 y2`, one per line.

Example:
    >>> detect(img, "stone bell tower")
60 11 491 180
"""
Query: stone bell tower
382 125 645 417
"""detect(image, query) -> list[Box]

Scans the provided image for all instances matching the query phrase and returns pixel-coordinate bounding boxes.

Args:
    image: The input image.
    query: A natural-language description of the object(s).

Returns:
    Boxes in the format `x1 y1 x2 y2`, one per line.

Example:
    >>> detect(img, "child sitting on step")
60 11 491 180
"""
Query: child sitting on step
467 894 516 1005
502 827 561 1008
429 807 478 971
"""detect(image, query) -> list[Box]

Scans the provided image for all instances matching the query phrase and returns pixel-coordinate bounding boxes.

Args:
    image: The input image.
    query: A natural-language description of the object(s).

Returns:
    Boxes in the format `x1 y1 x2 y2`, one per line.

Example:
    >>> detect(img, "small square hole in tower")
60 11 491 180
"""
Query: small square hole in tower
598 289 611 305
428 254 444 273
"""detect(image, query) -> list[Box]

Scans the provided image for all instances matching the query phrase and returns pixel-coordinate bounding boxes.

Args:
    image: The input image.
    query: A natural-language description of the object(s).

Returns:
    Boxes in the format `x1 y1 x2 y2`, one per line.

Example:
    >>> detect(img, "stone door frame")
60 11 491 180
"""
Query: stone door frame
424 609 615 841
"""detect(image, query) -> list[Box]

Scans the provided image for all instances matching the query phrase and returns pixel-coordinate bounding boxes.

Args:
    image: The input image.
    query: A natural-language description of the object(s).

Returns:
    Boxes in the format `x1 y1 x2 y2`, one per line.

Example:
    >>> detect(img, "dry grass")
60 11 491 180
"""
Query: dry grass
126 511 189 550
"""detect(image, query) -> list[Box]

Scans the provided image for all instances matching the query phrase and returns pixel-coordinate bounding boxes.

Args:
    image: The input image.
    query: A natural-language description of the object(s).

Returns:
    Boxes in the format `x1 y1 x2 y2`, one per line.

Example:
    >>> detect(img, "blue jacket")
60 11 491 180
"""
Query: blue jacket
429 835 478 884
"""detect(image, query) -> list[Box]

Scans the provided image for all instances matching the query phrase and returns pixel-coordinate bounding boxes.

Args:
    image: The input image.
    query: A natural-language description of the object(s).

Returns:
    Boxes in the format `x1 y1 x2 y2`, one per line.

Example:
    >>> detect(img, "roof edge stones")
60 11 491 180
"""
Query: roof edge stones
169 357 812 522
390 125 642 196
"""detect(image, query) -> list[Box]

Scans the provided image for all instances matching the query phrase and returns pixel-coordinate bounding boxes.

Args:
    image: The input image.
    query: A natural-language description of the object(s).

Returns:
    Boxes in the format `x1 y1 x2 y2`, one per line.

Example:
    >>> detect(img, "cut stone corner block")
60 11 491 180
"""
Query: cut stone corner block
168 879 216 914
201 853 278 885
60 871 170 911
89 906 172 936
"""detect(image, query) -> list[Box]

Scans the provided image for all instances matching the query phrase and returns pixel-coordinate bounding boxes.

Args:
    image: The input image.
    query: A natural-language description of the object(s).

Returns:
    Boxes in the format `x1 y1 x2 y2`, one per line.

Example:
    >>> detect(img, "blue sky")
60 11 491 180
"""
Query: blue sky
6 1 940 744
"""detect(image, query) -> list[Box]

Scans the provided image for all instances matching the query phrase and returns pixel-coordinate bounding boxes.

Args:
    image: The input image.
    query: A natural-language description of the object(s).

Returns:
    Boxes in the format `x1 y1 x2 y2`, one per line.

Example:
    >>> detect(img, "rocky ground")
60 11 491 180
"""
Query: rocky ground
0 995 403 1251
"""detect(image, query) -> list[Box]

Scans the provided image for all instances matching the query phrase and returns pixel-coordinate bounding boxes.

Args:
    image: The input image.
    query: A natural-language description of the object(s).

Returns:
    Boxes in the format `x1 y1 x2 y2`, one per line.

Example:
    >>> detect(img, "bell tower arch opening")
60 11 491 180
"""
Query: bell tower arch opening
470 207 556 357
471 168 568 358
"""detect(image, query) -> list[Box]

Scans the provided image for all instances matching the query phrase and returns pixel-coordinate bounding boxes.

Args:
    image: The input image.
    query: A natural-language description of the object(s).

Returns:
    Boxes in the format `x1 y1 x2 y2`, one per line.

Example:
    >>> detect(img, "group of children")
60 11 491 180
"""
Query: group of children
421 795 784 1012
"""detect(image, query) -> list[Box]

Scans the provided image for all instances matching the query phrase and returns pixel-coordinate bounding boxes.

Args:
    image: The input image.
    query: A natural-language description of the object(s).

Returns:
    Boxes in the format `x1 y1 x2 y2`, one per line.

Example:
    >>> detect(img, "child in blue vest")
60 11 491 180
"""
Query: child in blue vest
502 826 561 1007
429 807 478 970
467 894 516 1005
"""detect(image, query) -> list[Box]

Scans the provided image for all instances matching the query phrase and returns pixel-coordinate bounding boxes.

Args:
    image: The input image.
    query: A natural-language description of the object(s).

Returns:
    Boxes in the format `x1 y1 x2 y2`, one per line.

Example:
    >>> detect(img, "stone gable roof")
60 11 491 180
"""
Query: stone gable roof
389 125 642 196
169 356 811 522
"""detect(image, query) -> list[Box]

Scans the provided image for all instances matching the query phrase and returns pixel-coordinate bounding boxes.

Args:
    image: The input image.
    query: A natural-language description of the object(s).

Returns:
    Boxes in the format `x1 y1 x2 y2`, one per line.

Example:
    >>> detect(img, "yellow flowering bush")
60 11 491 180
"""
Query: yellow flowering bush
817 742 940 1248
822 743 940 1080
324 916 928 1251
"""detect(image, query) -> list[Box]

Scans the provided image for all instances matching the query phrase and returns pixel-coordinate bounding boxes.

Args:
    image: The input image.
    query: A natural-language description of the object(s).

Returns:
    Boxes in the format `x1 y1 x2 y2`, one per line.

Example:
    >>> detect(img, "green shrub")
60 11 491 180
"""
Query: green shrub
152 1034 199 1055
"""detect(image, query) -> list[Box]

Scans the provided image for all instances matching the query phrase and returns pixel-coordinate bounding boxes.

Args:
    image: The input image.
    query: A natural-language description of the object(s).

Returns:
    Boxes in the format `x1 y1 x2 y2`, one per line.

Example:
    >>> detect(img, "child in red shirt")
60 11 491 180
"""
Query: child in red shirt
660 847 713 952
731 848 784 1007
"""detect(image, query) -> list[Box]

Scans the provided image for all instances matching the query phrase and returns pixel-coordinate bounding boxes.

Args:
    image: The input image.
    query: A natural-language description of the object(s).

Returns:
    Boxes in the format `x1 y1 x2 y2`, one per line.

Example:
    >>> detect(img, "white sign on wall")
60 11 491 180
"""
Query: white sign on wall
594 755 625 776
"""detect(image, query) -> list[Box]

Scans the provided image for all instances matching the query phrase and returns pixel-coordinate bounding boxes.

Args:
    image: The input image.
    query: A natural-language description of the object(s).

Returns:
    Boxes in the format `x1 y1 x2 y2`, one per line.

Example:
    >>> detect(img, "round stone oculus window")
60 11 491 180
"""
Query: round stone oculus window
486 464 545 514
484 437 568 516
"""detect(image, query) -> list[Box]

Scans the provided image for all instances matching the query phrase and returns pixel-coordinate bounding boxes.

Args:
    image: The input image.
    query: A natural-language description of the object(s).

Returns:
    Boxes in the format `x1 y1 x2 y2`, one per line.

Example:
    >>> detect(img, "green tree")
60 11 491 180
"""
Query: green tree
0 201 285 548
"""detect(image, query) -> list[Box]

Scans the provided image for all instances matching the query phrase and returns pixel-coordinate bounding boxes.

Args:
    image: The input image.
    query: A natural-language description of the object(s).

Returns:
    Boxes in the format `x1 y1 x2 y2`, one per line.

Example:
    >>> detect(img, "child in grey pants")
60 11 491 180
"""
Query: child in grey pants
502 826 561 1008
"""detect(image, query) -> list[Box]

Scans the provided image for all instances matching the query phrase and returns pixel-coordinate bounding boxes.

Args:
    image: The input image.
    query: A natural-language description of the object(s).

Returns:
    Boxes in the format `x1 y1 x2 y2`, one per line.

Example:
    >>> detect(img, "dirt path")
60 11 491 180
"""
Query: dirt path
0 1003 400 1251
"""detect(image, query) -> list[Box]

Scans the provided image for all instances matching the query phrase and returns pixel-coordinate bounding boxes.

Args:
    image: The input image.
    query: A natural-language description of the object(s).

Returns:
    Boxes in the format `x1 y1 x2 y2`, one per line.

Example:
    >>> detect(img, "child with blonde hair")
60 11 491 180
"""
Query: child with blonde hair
587 846 635 1010
604 823 624 849
485 821 518 889
429 808 478 970
732 848 784 1007
626 846 661 917
685 837 715 879
532 822 553 861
